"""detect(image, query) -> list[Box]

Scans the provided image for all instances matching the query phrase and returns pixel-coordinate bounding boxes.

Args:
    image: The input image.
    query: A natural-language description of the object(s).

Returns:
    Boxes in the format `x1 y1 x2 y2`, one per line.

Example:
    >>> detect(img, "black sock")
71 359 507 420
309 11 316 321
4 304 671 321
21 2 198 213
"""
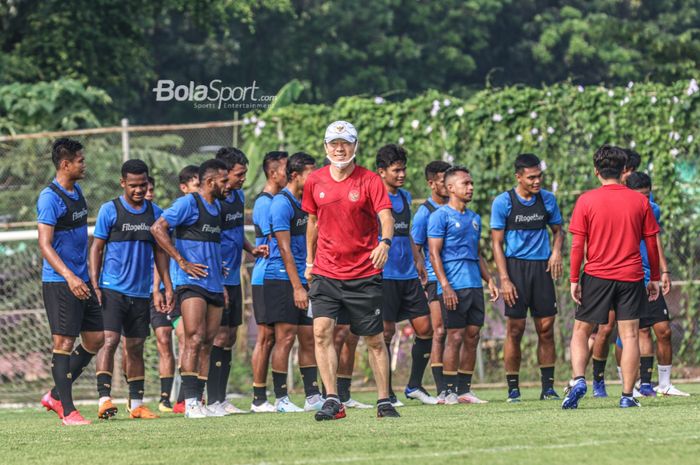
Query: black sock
326 394 340 404
506 373 519 393
385 341 395 397
207 346 225 405
51 352 75 416
197 378 206 401
128 378 145 401
219 348 233 403
408 337 432 388
640 356 654 384
458 371 473 395
160 377 174 403
592 358 607 381
253 385 267 406
181 374 198 400
540 366 555 391
444 372 457 394
177 381 185 403
622 391 632 398
272 371 288 399
96 372 112 398
574 375 585 381
337 376 352 402
377 397 391 407
51 344 94 400
431 364 445 394
300 366 320 397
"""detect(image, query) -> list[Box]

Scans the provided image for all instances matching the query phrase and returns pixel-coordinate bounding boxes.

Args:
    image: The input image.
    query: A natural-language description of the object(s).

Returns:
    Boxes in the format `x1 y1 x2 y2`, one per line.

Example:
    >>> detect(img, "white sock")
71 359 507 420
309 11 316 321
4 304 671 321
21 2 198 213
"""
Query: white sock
616 366 623 382
99 396 111 407
185 397 199 409
658 364 672 388
131 398 143 409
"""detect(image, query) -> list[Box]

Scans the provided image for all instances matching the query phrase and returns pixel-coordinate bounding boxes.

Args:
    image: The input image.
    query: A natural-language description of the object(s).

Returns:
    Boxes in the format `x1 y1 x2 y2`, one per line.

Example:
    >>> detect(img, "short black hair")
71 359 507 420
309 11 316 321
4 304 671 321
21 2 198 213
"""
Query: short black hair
198 159 228 182
121 159 149 179
626 171 652 190
514 153 541 173
178 165 199 185
593 145 627 180
624 148 641 171
147 176 155 186
376 144 407 170
262 151 289 178
444 165 471 185
424 161 451 181
215 147 248 170
287 152 316 181
51 138 83 169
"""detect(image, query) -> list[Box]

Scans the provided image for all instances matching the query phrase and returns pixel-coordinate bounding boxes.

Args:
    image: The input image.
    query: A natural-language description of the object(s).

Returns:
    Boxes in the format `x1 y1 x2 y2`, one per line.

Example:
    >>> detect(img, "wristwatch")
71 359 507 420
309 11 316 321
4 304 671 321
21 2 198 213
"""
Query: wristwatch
380 238 392 247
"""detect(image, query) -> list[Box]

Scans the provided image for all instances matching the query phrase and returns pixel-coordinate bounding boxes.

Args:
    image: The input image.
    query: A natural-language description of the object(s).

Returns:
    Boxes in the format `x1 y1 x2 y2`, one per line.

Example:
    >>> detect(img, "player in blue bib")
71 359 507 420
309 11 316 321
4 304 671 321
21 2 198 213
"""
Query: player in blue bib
38 138 104 426
490 153 563 402
151 159 229 419
411 160 450 400
428 166 498 405
375 145 436 407
90 159 166 420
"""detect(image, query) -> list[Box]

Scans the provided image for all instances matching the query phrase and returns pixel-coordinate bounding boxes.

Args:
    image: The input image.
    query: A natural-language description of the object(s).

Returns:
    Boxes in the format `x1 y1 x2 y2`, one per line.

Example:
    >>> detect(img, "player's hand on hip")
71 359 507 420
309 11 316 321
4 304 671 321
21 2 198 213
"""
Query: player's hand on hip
442 284 458 311
570 282 582 305
546 251 563 280
370 242 390 269
67 274 90 300
180 260 208 278
500 277 518 307
294 285 309 310
487 278 499 302
647 281 660 301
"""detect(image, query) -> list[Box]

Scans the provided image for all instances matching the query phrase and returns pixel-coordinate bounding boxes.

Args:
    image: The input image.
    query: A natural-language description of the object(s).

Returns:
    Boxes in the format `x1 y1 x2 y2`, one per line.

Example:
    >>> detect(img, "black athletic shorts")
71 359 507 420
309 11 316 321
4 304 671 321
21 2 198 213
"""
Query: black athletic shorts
252 285 269 325
176 285 225 309
639 293 670 329
43 281 103 337
221 285 243 327
424 281 439 303
439 288 485 329
264 280 313 326
308 274 383 336
101 288 150 338
382 279 430 323
576 273 645 324
505 258 557 319
150 290 180 329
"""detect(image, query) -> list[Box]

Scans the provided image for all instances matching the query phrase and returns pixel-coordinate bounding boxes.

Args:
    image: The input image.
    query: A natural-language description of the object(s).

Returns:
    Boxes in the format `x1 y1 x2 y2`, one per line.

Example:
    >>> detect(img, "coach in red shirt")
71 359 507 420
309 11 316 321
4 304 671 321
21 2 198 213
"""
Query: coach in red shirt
303 121 399 420
564 145 660 410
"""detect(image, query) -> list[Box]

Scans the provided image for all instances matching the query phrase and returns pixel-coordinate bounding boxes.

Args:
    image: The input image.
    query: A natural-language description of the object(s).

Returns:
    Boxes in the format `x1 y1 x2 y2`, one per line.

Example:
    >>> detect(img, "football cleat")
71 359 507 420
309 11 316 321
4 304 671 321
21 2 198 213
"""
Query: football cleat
620 396 641 408
62 410 91 426
377 403 400 418
315 399 346 421
158 399 173 413
436 391 447 405
172 401 185 414
275 396 304 413
592 379 608 398
540 387 560 400
41 390 64 419
184 404 207 419
304 394 325 412
655 384 690 397
97 399 118 419
343 398 373 409
638 383 656 397
458 391 488 404
220 400 247 414
405 386 438 405
130 405 159 419
202 403 227 417
444 392 459 405
389 394 405 408
250 400 277 413
562 379 587 409
507 389 522 403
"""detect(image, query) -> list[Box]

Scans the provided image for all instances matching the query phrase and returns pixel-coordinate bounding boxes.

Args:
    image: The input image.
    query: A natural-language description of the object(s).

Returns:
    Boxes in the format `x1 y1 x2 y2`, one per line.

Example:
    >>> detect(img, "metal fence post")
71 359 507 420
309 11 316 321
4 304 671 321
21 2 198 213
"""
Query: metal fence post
121 118 130 162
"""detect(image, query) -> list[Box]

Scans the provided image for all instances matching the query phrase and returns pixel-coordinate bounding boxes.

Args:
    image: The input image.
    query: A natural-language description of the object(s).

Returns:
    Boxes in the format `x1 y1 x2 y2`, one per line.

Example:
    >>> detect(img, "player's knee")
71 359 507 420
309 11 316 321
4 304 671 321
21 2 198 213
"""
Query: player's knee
537 326 554 343
278 331 296 349
433 325 446 343
189 332 205 349
507 324 525 341
446 330 463 346
314 326 334 346
364 334 385 352
655 325 672 343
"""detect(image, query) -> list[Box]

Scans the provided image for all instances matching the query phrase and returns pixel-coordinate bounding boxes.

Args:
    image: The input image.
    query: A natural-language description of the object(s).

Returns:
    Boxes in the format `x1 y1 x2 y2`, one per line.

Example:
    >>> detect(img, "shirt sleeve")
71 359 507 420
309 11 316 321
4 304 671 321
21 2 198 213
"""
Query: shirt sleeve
411 206 428 246
161 195 197 228
489 193 510 230
153 203 163 220
642 199 660 237
93 202 116 240
544 191 563 225
427 210 447 239
367 173 392 213
301 177 317 215
271 196 293 233
36 189 65 226
568 195 588 236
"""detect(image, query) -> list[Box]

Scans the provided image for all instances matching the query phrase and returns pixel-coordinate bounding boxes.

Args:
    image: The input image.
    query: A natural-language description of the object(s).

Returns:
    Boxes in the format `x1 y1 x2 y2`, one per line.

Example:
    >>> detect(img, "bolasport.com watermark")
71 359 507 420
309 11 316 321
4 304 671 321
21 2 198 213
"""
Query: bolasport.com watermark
152 79 275 110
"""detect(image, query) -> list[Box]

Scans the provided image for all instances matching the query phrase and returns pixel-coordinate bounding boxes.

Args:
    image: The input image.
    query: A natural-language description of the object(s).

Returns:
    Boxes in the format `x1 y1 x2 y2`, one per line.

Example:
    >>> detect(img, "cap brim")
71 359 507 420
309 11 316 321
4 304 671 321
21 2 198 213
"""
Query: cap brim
324 136 357 143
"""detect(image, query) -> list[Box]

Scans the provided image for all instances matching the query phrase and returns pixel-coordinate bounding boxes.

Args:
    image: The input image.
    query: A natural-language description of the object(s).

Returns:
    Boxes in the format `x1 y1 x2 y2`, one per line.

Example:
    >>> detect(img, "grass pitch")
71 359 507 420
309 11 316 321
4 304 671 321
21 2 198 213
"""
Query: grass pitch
2 385 700 465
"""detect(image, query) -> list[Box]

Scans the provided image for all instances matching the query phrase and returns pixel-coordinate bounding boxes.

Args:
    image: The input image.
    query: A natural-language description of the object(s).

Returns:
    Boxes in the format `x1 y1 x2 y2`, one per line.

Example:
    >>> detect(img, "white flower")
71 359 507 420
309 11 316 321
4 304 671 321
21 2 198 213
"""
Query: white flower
508 108 515 114
687 78 699 96
648 162 654 171
537 135 544 142
374 96 385 104
251 116 258 123
443 151 454 163
492 113 503 122
531 128 539 135
547 126 555 134
516 135 523 142
546 91 552 97
432 99 440 108
627 81 634 89
443 99 451 107
577 85 584 93
425 125 433 134
253 126 262 137
630 140 636 148
411 119 420 129
624 96 630 103
619 100 625 107
256 120 266 128
670 148 679 157
673 96 680 104
687 135 694 143
669 116 675 124
607 90 615 97
243 117 251 125
530 111 538 119
552 181 559 193
455 107 465 117
540 160 547 170
651 96 657 104
389 119 395 127
430 108 439 118
398 137 405 145
675 132 681 141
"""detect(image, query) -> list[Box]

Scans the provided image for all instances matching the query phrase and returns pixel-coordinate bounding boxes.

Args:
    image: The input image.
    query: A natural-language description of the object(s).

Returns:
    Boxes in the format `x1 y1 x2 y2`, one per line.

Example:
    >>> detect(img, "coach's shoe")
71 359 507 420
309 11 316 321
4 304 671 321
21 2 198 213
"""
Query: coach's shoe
377 402 401 418
41 390 64 419
592 379 608 398
275 396 304 413
315 399 346 421
344 398 373 409
304 394 325 412
130 405 159 419
250 400 277 413
507 389 522 403
62 410 91 426
458 391 488 404
436 391 447 405
220 400 247 414
405 386 438 405
540 387 560 400
158 399 173 413
172 401 185 414
639 383 656 397
620 396 641 408
97 399 118 419
184 404 207 419
561 378 587 410
444 391 459 405
389 394 405 408
655 384 690 397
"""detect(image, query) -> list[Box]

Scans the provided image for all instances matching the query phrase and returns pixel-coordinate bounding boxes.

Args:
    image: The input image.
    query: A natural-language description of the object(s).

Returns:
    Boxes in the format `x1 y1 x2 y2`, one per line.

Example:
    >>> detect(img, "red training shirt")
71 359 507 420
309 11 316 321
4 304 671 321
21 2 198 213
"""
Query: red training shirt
302 164 392 280
569 184 659 283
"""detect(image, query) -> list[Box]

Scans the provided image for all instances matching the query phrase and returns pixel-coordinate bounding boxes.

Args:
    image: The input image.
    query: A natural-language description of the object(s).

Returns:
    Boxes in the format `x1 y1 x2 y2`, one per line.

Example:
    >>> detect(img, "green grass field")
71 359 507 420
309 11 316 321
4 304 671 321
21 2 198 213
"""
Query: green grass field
2 385 700 465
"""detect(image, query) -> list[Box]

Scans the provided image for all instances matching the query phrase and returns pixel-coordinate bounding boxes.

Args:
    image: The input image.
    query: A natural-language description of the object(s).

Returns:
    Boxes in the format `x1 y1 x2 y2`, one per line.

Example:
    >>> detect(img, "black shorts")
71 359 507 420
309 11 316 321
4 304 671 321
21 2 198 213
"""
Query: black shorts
264 280 313 326
176 285 225 309
576 274 645 324
252 285 269 325
221 285 243 327
382 279 430 323
640 294 670 329
424 281 439 303
439 288 485 329
505 258 557 319
101 288 150 338
43 281 103 337
149 290 180 329
308 274 383 337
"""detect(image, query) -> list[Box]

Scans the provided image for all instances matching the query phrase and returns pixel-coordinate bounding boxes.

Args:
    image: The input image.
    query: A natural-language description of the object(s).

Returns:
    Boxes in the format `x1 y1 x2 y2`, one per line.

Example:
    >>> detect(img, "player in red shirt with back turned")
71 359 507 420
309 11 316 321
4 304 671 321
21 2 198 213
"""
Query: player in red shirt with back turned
563 145 660 410
303 120 399 420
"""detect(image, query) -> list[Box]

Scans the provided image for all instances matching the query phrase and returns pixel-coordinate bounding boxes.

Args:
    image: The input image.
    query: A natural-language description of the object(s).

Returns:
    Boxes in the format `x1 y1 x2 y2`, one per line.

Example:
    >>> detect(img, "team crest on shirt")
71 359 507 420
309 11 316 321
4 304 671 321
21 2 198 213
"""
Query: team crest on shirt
472 220 479 231
319 192 325 199
348 189 360 202
454 221 461 228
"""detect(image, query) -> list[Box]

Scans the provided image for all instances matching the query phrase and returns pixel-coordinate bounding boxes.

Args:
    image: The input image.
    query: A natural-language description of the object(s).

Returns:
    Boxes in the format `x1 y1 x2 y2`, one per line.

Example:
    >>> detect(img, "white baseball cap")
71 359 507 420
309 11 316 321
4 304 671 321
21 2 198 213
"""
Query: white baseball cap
324 120 358 144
